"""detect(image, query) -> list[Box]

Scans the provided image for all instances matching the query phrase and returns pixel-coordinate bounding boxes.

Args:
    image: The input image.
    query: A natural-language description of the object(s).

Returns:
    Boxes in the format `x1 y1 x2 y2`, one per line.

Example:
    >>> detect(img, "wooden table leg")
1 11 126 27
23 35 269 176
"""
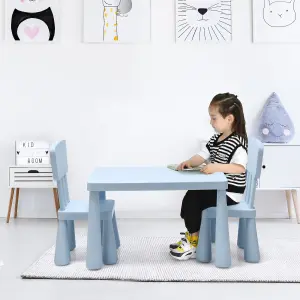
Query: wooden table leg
14 188 20 218
285 190 293 219
53 188 60 217
291 189 300 224
6 188 15 224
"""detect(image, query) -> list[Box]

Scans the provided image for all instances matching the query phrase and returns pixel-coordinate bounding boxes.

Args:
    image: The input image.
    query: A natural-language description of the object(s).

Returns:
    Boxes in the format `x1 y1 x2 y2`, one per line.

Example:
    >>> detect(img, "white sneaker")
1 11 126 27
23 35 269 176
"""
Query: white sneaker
169 238 196 261
169 231 191 251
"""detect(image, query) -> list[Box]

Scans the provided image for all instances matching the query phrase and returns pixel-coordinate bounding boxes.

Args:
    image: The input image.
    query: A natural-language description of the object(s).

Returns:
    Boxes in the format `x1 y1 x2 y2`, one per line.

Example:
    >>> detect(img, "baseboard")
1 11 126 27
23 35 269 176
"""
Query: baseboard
116 210 293 219
116 210 180 219
0 211 293 220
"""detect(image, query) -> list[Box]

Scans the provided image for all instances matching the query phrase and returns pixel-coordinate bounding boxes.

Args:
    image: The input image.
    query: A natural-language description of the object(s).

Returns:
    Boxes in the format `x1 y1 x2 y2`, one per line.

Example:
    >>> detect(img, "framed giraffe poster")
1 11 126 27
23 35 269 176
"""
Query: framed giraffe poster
5 0 60 43
84 0 151 43
176 0 232 43
253 0 300 43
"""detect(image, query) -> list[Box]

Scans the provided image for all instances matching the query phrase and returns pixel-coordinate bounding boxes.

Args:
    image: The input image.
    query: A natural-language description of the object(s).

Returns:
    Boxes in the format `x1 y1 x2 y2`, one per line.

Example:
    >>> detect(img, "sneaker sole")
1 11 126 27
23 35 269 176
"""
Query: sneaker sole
169 251 196 261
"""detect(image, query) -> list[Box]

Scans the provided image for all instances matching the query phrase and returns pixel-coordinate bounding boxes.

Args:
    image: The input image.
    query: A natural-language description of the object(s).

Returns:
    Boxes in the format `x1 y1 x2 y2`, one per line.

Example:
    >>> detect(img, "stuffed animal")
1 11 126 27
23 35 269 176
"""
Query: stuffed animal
258 92 295 143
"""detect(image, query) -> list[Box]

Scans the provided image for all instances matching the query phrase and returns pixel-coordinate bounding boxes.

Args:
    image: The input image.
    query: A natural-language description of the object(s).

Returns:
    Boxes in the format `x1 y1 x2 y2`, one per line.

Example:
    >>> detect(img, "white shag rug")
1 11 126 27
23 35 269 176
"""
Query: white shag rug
21 235 300 282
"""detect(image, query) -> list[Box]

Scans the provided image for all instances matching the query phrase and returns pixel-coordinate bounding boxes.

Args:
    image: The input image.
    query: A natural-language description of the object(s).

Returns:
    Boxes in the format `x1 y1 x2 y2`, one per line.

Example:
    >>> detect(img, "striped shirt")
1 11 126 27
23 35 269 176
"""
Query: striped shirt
198 132 248 202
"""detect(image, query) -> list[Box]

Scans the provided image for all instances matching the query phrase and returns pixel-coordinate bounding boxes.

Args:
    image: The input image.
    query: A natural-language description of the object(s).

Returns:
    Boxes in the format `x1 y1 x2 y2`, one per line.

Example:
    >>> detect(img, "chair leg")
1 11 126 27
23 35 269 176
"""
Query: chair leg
14 188 20 218
67 220 76 251
244 218 260 263
210 218 216 244
55 220 70 266
196 213 212 263
112 211 120 249
101 220 104 246
291 190 300 224
237 218 246 249
6 188 15 224
285 190 293 219
102 219 118 265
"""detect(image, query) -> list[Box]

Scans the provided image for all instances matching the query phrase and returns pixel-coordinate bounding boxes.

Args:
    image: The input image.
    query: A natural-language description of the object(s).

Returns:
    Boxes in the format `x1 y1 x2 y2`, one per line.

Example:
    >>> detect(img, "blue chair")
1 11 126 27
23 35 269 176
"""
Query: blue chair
198 137 264 264
50 140 119 266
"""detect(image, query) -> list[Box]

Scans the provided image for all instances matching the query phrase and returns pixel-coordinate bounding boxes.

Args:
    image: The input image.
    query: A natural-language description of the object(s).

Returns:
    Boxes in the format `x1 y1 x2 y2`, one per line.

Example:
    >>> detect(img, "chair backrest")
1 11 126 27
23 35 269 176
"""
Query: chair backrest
244 137 264 208
50 140 70 210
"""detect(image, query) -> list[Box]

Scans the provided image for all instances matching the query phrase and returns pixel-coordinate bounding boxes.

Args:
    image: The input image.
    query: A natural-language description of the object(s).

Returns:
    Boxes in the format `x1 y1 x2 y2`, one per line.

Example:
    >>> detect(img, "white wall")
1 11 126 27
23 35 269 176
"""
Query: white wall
0 0 299 220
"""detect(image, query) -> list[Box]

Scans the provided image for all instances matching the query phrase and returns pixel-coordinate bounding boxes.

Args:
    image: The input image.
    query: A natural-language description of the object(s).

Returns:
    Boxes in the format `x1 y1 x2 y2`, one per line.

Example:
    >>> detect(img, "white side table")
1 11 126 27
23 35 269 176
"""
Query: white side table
6 165 59 223
257 143 300 223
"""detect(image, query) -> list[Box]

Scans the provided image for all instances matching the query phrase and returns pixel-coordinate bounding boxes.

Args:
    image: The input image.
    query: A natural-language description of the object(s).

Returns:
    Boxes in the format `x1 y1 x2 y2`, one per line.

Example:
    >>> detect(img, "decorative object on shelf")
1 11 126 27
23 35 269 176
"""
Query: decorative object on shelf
176 0 232 43
83 0 151 43
15 140 50 166
257 92 295 143
253 0 300 43
5 0 60 43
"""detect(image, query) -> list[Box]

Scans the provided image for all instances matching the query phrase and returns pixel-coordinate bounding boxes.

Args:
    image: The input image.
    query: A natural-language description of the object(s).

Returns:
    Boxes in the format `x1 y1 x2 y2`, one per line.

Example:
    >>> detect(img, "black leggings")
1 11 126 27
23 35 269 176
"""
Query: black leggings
180 190 238 234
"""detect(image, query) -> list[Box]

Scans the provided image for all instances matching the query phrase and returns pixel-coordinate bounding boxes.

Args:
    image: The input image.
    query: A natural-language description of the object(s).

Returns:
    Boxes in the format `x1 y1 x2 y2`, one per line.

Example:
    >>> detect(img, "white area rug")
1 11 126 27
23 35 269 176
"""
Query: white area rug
21 235 300 282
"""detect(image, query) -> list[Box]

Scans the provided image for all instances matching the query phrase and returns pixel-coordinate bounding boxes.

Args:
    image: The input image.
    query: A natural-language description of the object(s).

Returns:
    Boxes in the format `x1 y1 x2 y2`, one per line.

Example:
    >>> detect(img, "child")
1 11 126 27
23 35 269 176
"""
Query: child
170 93 248 260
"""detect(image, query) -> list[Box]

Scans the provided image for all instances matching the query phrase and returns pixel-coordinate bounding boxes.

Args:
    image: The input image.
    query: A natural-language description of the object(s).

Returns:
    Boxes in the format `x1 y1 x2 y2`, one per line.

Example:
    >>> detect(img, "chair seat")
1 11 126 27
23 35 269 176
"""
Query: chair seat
58 199 115 220
205 201 256 218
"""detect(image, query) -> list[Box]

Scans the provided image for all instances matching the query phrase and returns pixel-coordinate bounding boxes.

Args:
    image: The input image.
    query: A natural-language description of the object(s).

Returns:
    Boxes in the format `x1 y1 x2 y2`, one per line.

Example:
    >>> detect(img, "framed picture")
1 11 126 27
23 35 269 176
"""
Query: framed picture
253 0 300 43
84 0 151 43
5 0 60 43
176 0 232 43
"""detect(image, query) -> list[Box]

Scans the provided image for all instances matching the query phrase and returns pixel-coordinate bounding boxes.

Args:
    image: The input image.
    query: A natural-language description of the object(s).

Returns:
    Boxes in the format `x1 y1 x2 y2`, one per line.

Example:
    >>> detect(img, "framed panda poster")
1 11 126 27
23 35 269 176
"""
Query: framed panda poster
5 0 60 43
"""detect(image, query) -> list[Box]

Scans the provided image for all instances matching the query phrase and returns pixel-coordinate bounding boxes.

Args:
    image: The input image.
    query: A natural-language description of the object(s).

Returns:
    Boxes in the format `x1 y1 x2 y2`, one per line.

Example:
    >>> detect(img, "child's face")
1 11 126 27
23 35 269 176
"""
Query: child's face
209 105 233 134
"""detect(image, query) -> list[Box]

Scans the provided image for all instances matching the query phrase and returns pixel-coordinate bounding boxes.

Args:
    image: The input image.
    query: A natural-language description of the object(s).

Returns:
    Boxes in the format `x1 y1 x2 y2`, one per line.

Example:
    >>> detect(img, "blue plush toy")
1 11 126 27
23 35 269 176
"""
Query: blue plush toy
258 92 295 143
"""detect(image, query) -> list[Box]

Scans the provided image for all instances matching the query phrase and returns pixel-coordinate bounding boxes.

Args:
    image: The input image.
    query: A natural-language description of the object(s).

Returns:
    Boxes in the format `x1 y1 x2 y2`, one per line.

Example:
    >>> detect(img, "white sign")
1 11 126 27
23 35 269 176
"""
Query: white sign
16 141 49 149
17 157 50 165
15 140 50 166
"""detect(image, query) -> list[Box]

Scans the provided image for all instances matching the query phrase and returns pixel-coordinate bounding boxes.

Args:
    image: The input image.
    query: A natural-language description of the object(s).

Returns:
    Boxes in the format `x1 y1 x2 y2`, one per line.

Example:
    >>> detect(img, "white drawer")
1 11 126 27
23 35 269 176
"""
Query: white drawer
9 167 56 188
259 145 300 189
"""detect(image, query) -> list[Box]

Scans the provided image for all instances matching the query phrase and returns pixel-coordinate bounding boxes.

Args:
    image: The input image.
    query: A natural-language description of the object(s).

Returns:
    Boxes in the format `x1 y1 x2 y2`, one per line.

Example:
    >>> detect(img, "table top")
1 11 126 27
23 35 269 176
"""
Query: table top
87 166 227 192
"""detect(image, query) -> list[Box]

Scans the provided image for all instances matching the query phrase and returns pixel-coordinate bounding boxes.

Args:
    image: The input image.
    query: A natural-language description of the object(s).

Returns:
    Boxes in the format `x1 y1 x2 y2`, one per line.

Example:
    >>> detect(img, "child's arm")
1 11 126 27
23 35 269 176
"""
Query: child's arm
189 155 206 167
202 146 247 174
202 163 245 174
177 155 206 170
177 138 210 171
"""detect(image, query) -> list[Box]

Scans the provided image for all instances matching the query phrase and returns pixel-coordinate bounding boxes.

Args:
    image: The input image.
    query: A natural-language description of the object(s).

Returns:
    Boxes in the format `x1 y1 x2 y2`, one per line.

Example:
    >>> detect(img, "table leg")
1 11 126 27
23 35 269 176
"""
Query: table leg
99 192 106 244
197 210 212 263
6 188 15 223
215 189 231 268
86 191 103 270
14 188 20 218
99 191 106 201
53 188 60 217
291 189 300 224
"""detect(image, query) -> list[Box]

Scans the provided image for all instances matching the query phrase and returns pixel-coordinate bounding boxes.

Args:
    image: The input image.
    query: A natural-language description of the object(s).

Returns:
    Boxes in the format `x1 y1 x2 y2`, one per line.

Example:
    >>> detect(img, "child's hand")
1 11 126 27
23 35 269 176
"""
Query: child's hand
176 160 192 171
201 163 219 174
